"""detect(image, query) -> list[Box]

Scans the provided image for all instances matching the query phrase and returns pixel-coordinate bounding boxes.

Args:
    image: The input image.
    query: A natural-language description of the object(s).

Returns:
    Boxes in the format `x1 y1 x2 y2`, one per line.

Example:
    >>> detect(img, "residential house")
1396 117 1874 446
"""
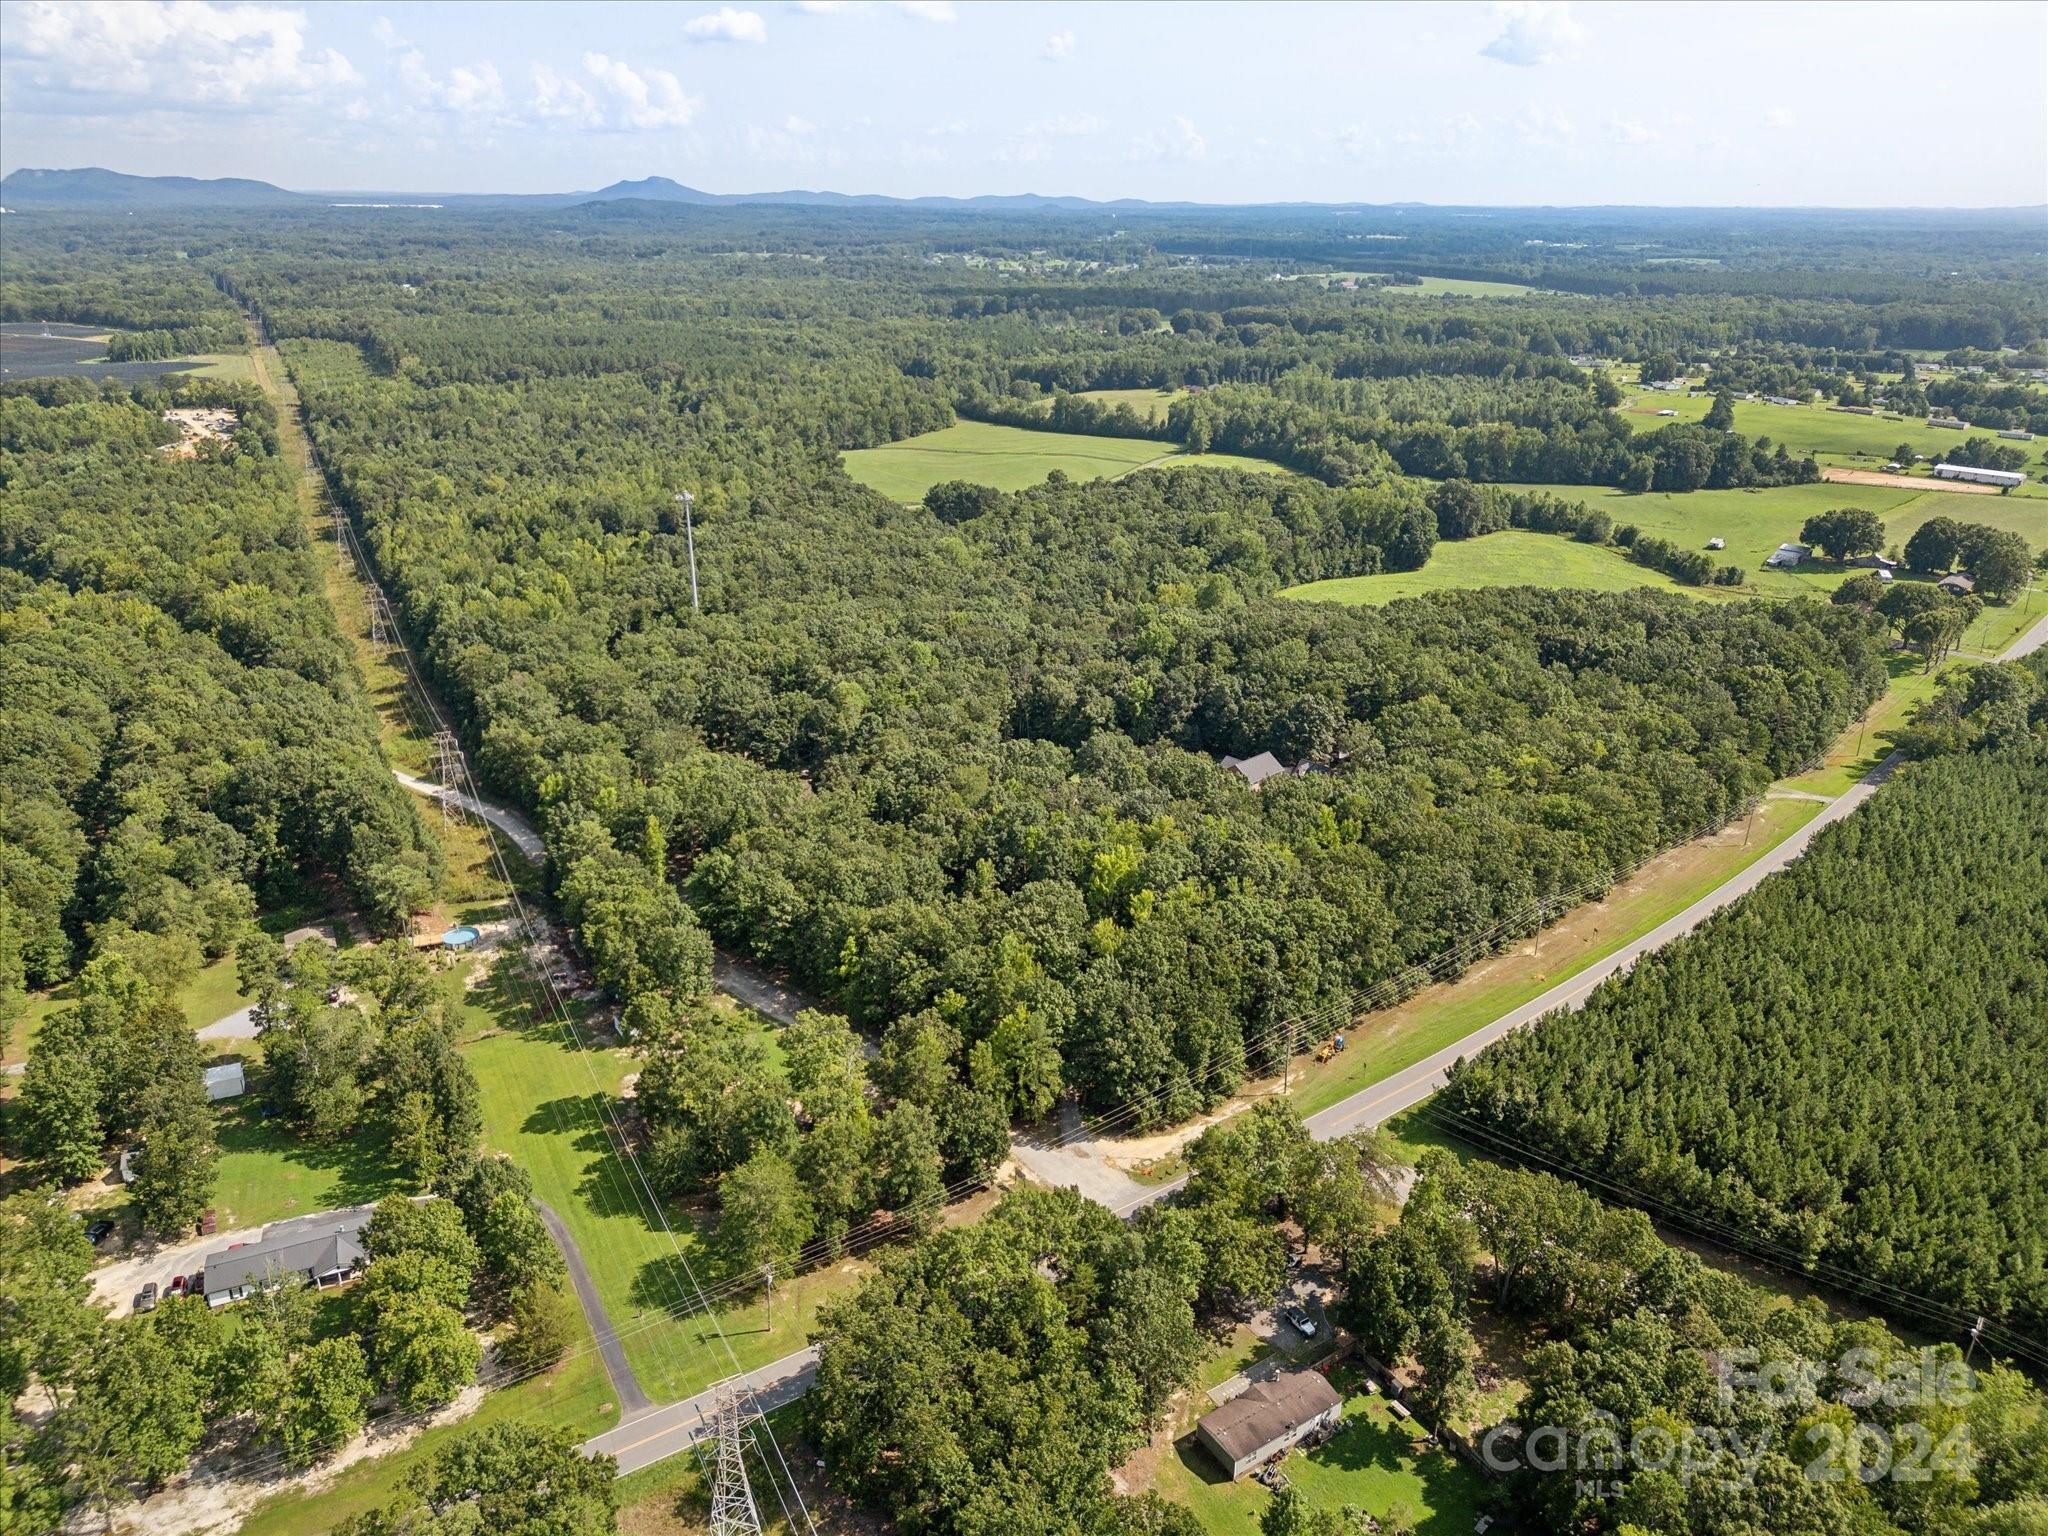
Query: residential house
1195 1369 1345 1480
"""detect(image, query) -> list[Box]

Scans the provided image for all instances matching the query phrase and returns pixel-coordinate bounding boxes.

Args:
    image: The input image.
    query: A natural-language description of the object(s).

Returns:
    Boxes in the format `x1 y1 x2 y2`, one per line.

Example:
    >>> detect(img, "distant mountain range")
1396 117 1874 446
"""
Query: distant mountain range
0 167 308 209
0 166 1219 214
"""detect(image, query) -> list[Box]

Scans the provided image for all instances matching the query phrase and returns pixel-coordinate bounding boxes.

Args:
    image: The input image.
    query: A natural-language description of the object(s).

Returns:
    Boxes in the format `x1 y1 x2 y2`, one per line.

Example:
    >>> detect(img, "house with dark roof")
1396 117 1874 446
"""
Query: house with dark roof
1937 571 1976 595
1194 1368 1344 1479
200 1208 374 1307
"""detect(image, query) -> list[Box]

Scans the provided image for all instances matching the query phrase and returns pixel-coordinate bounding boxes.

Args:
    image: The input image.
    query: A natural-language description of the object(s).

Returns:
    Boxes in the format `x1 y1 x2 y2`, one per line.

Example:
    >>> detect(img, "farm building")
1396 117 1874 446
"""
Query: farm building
1195 1369 1345 1479
1938 572 1976 595
1999 429 2035 441
1764 543 1812 568
1847 554 1900 571
200 1209 374 1307
1932 463 2025 488
1707 537 1725 550
1220 751 1290 788
202 1062 246 1101
1928 416 1969 431
1763 395 1800 407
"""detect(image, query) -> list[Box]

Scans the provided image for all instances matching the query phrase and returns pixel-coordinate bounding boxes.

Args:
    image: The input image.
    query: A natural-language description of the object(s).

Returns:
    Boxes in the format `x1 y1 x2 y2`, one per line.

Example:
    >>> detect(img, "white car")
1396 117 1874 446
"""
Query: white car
1285 1306 1318 1338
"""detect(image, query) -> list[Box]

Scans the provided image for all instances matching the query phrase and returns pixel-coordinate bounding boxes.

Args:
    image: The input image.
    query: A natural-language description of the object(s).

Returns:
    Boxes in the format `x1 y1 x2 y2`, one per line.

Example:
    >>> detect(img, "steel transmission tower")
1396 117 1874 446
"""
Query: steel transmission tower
707 1388 764 1536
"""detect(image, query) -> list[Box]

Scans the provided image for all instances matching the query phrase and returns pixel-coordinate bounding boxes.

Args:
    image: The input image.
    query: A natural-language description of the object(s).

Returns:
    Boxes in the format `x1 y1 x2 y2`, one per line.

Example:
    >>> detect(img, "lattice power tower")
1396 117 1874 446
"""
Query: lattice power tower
707 1387 764 1536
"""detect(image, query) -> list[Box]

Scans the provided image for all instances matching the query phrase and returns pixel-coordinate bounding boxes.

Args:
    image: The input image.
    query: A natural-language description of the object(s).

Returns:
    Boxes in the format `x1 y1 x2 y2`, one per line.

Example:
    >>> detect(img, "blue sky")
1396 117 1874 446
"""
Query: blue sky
3 1 2043 206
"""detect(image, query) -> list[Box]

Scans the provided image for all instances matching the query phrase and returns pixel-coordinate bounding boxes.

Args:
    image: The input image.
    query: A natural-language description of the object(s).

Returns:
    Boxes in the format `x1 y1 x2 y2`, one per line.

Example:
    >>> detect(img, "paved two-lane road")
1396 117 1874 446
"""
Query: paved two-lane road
1302 751 1903 1142
582 1347 818 1474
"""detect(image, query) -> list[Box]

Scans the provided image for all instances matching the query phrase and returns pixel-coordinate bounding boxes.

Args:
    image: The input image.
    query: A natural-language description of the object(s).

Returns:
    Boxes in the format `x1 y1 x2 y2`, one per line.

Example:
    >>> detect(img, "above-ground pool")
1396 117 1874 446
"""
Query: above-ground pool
442 925 481 950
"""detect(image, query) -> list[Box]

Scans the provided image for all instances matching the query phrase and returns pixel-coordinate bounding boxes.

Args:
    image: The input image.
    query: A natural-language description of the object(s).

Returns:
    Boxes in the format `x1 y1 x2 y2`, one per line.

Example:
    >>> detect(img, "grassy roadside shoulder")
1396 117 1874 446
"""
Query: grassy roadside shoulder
1286 794 1825 1120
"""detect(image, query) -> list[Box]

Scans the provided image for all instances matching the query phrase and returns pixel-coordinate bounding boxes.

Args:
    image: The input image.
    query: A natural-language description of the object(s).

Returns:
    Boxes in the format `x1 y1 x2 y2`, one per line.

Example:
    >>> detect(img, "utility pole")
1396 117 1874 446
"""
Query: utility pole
674 491 699 612
707 1387 764 1536
763 1264 775 1331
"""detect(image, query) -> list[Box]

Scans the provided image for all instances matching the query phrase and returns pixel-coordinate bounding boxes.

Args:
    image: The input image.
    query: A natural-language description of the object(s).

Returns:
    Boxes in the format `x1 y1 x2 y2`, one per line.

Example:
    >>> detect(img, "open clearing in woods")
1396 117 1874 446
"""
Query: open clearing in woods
842 419 1287 501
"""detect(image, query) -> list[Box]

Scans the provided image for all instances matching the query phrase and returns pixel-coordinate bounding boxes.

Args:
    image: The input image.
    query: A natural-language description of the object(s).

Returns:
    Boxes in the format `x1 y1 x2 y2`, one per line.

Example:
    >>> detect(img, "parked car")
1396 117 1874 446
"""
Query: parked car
1284 1306 1318 1338
135 1282 159 1313
84 1219 114 1247
197 1209 218 1236
166 1274 188 1297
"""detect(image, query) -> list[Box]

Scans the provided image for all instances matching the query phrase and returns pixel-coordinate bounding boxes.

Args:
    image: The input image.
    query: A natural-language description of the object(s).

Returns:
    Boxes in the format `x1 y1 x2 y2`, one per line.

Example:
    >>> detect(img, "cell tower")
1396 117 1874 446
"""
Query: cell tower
706 1388 764 1536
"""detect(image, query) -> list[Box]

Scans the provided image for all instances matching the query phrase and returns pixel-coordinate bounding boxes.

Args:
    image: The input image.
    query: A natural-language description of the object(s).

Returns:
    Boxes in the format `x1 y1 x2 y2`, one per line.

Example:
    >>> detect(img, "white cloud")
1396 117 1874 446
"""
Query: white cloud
5 0 357 106
1130 115 1206 162
1479 2 1584 67
685 8 767 44
1043 28 1075 60
398 50 505 116
783 113 816 135
368 15 408 49
894 1 956 19
530 63 599 125
1763 106 1797 130
580 51 700 129
1607 113 1656 145
1395 113 1482 152
1514 105 1575 147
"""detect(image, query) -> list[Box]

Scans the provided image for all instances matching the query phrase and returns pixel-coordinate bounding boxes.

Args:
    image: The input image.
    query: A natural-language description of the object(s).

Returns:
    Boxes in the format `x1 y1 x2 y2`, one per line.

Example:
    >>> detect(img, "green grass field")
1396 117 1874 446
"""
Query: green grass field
455 972 863 1410
9 952 255 1071
1618 388 2048 480
842 420 1286 502
1278 481 2045 652
1281 529 1706 607
1072 386 1181 422
1146 1365 1485 1534
184 351 260 384
1304 271 1540 299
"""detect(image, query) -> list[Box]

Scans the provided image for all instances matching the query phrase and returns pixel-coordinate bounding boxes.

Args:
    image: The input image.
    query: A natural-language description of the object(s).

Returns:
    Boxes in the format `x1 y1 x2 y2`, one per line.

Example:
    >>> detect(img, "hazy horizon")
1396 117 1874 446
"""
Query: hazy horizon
4 1 2045 210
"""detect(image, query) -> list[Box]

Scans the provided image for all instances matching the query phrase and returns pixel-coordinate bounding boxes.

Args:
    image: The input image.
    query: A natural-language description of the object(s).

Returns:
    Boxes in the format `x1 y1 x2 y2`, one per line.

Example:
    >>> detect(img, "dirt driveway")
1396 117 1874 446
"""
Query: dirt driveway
1822 467 1998 493
90 1219 265 1318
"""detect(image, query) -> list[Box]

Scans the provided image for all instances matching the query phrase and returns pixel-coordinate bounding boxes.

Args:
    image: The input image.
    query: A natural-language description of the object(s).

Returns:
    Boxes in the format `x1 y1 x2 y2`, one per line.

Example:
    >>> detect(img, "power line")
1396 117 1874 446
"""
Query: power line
298 373 815 1530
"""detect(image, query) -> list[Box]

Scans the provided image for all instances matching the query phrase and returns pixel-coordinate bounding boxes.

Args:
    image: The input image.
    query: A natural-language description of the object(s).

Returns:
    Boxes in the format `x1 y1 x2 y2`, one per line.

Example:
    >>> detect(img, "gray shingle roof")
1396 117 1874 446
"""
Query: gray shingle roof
1198 1369 1342 1465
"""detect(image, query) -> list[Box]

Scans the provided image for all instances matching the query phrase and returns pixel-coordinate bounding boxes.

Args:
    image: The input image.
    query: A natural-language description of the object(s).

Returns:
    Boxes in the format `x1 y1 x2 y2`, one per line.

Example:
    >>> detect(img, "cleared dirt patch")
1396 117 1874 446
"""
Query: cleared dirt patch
161 406 239 458
1822 467 1998 494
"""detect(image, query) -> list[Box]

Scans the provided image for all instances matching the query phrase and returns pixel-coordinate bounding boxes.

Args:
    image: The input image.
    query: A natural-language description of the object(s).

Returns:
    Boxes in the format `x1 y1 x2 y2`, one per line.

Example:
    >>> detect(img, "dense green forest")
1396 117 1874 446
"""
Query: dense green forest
1440 688 2048 1335
3 201 2044 1536
1341 1153 2048 1536
272 313 1887 1139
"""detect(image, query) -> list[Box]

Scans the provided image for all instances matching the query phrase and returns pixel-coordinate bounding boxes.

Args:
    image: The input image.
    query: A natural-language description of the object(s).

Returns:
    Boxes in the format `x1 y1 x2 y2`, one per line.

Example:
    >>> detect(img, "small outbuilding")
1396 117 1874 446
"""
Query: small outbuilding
203 1062 247 1102
1764 543 1812 568
1847 553 1900 571
1937 572 1976 595
1195 1369 1344 1480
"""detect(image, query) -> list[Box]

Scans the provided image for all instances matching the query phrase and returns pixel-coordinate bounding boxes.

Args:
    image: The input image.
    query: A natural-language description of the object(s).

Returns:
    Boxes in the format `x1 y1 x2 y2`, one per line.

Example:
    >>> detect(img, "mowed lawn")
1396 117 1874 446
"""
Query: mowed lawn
455 974 865 1411
843 419 1286 501
1281 529 1708 607
1146 1366 1485 1534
